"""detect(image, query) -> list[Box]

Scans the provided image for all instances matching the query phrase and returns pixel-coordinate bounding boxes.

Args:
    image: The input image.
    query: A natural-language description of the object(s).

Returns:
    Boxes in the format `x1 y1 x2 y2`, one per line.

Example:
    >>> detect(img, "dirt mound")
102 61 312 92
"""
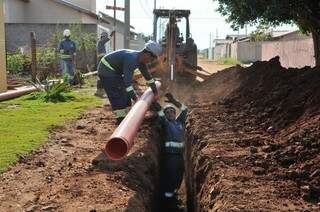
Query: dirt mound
186 57 320 211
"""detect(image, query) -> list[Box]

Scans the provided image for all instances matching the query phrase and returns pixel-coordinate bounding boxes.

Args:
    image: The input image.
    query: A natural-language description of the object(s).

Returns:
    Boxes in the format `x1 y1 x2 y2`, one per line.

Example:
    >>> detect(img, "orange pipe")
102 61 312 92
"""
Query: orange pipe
105 81 161 160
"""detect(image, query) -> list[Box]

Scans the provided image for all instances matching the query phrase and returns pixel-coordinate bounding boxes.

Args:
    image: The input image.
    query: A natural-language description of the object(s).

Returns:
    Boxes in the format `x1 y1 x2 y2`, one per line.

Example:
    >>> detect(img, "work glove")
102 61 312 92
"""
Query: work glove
149 82 158 95
165 93 174 102
165 93 182 108
150 102 162 112
128 89 139 102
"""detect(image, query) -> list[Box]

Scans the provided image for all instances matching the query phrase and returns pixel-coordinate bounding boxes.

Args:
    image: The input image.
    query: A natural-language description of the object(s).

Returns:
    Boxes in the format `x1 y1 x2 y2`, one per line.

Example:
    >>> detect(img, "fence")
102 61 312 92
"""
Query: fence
213 38 315 68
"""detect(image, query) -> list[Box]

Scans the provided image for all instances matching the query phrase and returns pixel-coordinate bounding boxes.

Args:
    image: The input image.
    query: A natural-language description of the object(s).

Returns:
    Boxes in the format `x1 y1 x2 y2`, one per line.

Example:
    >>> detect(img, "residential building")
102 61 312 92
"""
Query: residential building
4 0 144 51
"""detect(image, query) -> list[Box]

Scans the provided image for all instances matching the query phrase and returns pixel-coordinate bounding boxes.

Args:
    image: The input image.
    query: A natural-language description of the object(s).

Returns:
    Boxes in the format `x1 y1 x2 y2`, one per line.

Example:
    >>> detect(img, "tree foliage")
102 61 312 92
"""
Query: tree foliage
249 24 272 42
214 0 320 65
215 0 319 31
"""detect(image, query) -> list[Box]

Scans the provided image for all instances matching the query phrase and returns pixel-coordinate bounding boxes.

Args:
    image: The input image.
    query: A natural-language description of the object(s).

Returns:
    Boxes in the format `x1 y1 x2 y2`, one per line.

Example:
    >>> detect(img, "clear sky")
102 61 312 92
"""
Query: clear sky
97 0 297 49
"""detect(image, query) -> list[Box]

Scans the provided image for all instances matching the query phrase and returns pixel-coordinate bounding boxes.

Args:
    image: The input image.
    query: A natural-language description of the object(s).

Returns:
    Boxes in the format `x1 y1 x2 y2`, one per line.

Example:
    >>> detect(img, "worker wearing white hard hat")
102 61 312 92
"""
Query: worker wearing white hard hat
97 40 163 124
58 29 76 84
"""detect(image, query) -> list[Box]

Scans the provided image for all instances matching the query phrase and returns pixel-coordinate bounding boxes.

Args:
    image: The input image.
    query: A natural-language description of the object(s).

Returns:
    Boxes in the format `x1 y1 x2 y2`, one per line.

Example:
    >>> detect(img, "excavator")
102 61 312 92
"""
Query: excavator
151 9 210 85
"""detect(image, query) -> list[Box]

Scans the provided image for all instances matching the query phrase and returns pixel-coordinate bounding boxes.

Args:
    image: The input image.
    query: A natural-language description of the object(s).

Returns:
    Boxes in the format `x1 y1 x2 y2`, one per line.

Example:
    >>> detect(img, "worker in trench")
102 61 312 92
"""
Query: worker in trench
58 29 76 84
152 93 188 208
97 40 162 124
94 31 113 97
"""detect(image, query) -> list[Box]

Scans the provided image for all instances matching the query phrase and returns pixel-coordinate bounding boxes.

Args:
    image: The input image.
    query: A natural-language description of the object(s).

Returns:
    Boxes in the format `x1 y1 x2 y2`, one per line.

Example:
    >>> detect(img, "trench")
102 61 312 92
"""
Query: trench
134 115 196 212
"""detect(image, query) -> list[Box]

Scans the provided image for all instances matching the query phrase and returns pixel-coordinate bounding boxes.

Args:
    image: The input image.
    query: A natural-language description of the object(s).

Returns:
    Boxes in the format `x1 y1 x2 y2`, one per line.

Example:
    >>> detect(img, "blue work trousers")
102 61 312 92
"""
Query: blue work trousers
100 73 131 118
60 59 75 83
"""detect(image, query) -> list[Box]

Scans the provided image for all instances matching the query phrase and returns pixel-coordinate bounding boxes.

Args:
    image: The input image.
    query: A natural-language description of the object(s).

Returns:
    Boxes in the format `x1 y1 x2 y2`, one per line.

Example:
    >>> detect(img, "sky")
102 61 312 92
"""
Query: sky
97 0 297 49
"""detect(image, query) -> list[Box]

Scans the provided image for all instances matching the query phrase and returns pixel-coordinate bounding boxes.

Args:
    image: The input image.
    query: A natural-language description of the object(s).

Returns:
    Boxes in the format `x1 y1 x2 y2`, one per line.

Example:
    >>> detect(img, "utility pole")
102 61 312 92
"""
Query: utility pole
208 33 213 60
106 1 125 50
113 0 116 50
124 0 130 49
245 24 248 36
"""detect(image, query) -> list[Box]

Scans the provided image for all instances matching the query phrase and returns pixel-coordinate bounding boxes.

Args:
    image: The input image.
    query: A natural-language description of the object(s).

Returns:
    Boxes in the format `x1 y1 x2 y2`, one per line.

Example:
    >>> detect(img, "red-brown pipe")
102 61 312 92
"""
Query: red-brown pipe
0 86 38 102
105 81 161 160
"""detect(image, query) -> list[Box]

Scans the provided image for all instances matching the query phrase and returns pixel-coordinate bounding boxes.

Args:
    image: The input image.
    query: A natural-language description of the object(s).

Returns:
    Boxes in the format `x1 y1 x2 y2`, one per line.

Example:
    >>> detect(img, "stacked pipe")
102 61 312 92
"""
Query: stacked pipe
105 81 161 160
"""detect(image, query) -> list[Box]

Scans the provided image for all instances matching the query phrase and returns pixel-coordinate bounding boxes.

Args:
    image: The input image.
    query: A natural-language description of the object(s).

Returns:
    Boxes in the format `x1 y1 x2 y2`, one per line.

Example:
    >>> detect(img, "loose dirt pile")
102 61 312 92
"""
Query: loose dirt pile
186 57 320 211
0 105 160 211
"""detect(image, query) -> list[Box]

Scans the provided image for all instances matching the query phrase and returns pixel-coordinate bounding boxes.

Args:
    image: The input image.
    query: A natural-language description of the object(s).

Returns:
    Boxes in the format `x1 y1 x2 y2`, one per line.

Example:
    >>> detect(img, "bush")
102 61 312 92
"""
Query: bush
7 53 31 74
37 47 56 69
29 79 74 103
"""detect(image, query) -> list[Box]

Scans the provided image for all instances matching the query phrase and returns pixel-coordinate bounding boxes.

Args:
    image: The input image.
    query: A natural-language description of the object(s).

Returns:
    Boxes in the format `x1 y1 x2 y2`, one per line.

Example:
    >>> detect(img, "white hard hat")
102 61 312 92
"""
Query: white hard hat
63 29 71 37
163 104 176 113
144 40 162 57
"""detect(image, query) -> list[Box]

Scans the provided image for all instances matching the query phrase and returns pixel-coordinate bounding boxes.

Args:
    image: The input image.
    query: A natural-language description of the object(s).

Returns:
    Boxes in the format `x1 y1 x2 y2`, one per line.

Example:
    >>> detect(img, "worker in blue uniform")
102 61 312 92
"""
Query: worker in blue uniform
58 29 76 84
152 93 188 208
95 31 112 97
97 40 162 124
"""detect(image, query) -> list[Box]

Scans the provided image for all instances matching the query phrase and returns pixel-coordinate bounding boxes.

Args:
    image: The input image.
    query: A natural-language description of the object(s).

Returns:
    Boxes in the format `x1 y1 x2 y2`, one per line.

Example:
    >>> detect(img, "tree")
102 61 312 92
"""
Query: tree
214 0 320 66
249 24 272 42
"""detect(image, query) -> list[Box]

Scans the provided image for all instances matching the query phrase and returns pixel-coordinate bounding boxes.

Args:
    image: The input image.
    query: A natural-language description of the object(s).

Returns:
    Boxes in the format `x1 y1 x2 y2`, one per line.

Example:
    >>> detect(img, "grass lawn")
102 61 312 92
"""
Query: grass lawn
0 78 103 172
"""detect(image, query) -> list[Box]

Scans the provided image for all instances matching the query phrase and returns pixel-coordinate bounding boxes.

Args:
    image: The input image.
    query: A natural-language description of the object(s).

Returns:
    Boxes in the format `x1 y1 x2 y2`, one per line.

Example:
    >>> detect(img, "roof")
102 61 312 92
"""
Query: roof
98 12 135 29
226 34 247 40
213 39 233 46
51 0 110 24
270 30 299 39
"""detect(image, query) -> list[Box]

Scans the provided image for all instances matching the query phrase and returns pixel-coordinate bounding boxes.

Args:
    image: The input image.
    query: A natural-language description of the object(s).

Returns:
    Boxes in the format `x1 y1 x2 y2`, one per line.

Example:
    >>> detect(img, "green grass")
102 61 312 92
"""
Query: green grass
0 78 102 172
217 57 241 65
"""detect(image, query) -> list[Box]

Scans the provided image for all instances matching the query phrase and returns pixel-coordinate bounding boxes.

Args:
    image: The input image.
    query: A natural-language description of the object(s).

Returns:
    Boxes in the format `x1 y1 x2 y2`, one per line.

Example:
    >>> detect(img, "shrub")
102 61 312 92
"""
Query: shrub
7 53 31 74
29 78 74 103
217 57 241 65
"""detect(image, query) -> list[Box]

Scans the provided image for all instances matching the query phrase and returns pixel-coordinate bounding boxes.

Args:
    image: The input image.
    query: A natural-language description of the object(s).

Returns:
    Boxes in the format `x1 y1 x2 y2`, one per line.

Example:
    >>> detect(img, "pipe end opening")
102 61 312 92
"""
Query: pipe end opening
105 138 128 160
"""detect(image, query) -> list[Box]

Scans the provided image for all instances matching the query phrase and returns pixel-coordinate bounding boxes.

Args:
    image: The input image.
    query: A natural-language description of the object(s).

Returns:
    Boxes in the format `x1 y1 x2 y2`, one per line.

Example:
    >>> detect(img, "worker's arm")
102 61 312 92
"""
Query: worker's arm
58 41 64 54
176 103 188 124
96 42 106 59
123 61 138 101
165 93 188 124
139 64 158 95
151 102 168 126
71 41 76 64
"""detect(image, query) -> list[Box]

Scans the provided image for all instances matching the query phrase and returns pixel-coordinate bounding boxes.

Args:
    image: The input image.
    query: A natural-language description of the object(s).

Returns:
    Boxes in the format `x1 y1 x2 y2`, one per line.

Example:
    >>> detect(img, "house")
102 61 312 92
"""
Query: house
4 0 144 51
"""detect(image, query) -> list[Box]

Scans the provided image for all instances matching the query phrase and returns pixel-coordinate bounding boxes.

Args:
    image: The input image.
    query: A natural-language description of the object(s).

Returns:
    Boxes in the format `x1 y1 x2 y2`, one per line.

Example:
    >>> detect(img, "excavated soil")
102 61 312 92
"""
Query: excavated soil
185 57 320 211
0 104 161 212
1 57 320 212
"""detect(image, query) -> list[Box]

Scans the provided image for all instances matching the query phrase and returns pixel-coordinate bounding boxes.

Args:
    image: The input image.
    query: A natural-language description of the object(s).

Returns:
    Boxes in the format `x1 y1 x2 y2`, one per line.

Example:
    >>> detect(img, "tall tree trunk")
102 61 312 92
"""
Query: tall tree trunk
311 30 320 66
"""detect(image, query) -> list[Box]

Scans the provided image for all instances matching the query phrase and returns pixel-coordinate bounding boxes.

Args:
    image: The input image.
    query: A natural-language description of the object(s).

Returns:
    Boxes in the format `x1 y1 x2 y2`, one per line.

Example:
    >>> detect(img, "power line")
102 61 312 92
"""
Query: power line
131 16 223 20
138 0 153 17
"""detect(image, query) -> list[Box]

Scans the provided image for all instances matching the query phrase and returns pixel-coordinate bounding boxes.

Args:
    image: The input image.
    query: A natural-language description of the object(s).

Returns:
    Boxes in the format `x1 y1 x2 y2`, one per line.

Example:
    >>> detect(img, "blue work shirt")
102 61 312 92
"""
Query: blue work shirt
58 38 76 61
158 104 188 143
98 49 153 88
96 40 107 59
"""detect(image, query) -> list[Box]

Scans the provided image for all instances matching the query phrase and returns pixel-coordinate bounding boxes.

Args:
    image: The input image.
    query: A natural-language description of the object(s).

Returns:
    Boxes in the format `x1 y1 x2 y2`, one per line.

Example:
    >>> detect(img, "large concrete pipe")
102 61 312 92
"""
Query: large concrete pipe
105 81 161 160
